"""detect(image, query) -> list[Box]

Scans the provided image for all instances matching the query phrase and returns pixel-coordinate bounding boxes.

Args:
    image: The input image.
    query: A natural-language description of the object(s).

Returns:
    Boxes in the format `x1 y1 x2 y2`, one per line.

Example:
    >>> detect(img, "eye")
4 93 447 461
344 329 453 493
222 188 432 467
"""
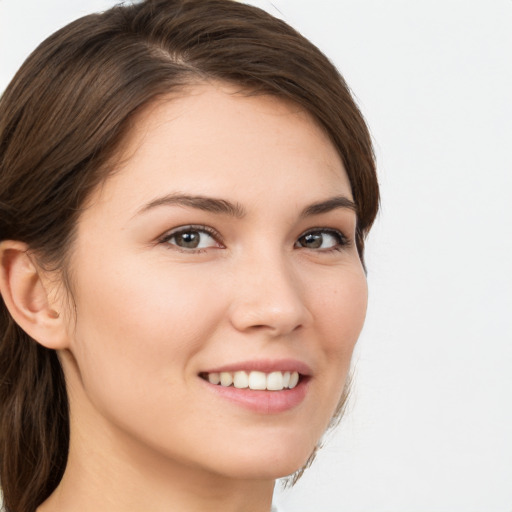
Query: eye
160 226 222 251
295 229 347 251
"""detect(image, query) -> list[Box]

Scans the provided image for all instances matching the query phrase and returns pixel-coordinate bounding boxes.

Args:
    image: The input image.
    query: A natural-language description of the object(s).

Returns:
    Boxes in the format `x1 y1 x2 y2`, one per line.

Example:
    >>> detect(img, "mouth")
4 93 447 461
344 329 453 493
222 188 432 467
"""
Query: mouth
198 360 311 413
199 370 302 391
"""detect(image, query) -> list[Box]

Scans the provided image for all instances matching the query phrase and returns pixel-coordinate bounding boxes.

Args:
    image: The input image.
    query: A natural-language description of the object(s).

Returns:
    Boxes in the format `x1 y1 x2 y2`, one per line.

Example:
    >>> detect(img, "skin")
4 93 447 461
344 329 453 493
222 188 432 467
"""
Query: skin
32 82 368 512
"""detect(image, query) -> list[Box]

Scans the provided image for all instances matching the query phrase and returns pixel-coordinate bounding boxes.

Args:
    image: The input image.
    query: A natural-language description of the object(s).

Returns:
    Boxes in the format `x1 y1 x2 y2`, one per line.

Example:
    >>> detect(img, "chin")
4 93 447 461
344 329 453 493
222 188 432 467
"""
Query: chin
207 434 319 481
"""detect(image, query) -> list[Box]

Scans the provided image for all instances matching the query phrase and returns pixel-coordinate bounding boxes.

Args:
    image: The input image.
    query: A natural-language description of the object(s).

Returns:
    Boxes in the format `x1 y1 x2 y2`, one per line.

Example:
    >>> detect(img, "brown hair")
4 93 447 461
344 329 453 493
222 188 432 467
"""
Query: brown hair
0 1 379 510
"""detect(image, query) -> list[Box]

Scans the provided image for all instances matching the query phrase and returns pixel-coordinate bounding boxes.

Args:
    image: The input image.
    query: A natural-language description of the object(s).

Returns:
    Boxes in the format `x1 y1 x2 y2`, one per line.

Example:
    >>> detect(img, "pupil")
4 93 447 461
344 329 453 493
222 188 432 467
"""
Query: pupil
302 233 322 248
177 232 199 248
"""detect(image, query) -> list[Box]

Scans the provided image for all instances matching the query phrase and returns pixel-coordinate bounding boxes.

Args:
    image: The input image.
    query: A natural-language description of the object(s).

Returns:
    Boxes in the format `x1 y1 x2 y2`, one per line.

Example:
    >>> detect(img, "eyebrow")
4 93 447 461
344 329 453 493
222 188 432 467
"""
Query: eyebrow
300 196 357 217
138 193 356 218
138 193 246 218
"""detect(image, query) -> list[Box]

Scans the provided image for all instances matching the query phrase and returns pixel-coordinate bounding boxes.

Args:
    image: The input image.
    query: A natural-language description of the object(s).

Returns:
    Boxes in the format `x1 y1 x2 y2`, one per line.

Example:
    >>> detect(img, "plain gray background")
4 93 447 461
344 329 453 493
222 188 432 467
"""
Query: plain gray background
1 1 511 511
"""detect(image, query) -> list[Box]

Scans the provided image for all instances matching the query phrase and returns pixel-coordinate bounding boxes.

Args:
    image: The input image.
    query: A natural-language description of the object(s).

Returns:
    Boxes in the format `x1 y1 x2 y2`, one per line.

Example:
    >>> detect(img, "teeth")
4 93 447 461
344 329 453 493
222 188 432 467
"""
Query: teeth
266 371 283 391
248 371 267 390
289 371 299 389
220 372 233 387
207 370 301 391
208 372 220 385
233 371 249 389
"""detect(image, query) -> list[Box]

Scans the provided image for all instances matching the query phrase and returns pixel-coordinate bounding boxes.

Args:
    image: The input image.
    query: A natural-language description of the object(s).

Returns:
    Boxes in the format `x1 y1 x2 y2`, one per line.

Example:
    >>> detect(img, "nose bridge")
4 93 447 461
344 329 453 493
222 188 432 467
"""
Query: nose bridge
229 245 310 335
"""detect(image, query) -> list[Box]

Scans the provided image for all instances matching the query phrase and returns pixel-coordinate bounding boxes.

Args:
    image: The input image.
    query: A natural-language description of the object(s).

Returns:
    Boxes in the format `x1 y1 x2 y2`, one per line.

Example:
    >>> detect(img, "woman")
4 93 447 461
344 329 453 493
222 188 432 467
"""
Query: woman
0 1 379 511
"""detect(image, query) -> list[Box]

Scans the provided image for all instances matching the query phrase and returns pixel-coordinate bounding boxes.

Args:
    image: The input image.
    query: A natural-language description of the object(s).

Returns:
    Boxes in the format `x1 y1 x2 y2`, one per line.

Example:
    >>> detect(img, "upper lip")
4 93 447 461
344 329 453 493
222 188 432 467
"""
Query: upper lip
200 359 312 376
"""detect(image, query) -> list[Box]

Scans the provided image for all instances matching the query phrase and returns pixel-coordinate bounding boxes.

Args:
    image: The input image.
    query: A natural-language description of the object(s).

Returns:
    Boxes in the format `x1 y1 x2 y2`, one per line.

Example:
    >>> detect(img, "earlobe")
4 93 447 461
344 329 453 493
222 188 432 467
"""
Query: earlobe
0 240 69 350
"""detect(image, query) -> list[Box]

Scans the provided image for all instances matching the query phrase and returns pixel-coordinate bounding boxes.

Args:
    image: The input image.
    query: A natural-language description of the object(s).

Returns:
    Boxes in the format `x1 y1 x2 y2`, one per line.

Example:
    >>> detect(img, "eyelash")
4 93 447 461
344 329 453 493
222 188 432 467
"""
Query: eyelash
295 228 350 252
158 225 223 253
158 225 350 253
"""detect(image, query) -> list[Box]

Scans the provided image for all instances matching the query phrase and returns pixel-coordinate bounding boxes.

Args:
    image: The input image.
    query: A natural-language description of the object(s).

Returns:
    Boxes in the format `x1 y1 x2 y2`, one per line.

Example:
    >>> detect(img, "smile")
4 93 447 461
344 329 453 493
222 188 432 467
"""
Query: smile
201 370 300 391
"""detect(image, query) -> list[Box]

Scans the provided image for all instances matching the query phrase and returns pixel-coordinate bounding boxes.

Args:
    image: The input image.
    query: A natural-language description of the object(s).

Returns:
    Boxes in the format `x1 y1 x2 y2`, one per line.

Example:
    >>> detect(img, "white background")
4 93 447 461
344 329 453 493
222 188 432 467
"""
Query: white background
1 1 511 511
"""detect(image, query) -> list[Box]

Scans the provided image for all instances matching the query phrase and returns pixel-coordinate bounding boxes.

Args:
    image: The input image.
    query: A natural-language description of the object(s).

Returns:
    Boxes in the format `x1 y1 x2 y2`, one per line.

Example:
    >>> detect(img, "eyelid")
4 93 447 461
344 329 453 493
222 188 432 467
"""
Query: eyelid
296 227 351 249
156 225 350 251
158 224 224 246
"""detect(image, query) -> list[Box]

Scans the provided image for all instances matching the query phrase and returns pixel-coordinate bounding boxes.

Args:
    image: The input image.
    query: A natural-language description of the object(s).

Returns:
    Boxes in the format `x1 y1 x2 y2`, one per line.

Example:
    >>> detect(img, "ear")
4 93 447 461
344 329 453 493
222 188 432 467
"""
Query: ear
0 240 69 350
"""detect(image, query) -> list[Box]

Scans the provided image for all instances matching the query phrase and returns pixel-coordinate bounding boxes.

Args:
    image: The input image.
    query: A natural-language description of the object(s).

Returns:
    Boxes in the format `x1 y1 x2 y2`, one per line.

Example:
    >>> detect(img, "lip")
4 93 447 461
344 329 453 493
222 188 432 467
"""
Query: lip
201 358 313 376
199 359 312 414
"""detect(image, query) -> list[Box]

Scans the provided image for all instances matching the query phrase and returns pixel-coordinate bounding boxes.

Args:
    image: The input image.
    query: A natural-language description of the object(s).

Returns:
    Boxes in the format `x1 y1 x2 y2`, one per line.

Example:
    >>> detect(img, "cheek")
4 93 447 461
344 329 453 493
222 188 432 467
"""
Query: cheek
66 257 227 405
314 266 368 354
308 266 367 418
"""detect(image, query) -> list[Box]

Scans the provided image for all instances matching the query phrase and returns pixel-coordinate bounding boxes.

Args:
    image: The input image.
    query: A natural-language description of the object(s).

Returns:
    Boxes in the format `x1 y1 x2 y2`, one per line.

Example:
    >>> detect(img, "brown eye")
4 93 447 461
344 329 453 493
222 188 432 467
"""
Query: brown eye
295 230 344 250
163 227 220 250
174 231 201 248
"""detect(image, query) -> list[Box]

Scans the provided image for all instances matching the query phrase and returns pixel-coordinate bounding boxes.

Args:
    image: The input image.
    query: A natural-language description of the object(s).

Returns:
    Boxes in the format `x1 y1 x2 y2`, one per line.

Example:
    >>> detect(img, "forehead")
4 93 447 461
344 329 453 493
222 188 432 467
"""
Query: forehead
87 82 352 214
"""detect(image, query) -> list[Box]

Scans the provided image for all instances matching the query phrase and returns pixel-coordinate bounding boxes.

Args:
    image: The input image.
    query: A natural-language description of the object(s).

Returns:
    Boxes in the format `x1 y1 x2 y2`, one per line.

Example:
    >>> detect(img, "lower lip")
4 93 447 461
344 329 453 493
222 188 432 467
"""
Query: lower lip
201 378 309 414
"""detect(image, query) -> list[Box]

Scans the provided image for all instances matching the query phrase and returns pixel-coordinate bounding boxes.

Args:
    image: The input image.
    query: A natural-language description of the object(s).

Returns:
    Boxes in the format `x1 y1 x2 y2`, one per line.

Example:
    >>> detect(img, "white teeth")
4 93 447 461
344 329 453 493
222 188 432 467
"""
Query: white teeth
206 370 301 391
289 371 299 389
220 372 233 387
266 371 283 391
248 371 267 390
233 371 249 389
208 372 220 385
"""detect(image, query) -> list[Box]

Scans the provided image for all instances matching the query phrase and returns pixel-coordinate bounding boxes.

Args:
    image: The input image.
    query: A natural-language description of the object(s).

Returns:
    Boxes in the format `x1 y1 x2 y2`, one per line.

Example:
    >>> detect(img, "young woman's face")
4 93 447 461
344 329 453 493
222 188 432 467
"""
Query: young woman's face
61 83 368 481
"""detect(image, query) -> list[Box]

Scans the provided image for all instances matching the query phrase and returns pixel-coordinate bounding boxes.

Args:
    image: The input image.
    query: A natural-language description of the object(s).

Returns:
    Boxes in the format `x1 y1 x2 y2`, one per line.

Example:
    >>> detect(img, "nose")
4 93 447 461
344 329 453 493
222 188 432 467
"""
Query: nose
228 250 312 337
